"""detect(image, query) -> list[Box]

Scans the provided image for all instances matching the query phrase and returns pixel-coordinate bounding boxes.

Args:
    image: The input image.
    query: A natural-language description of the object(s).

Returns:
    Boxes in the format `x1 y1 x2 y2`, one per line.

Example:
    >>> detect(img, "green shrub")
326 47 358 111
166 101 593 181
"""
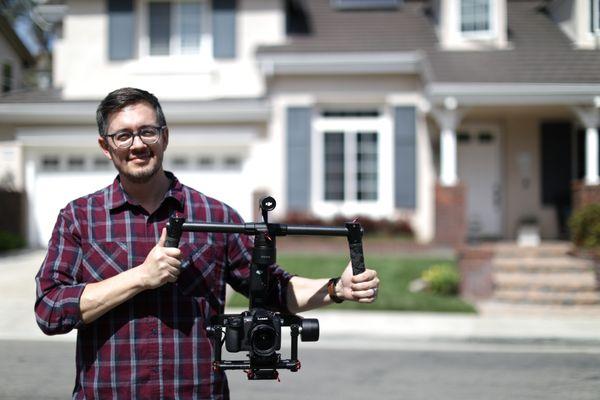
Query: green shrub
0 230 25 252
569 203 600 250
421 264 460 296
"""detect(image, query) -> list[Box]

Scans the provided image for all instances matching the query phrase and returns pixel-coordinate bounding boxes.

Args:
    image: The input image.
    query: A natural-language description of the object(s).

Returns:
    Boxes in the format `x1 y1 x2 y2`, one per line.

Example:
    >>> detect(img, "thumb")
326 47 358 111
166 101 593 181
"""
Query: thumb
157 227 167 247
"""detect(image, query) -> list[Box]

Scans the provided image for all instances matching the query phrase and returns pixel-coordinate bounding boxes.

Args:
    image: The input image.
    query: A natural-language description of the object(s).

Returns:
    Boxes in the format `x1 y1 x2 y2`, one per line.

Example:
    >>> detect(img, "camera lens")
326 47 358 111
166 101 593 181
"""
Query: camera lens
250 324 277 356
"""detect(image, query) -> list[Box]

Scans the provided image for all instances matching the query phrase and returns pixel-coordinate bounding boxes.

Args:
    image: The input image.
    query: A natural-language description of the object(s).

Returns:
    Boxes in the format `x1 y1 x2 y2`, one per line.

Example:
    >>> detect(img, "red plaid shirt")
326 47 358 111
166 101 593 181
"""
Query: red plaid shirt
35 173 292 399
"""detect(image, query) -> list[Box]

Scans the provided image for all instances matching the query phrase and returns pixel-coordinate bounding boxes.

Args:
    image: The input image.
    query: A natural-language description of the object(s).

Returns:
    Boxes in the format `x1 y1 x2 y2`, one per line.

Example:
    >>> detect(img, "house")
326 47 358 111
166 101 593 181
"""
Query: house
0 0 598 249
0 11 36 238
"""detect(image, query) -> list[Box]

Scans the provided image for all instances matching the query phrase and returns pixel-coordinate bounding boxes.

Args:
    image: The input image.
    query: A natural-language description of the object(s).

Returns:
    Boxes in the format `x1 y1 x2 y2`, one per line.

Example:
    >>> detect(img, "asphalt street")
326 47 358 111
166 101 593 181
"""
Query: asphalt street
4 249 600 399
2 339 600 400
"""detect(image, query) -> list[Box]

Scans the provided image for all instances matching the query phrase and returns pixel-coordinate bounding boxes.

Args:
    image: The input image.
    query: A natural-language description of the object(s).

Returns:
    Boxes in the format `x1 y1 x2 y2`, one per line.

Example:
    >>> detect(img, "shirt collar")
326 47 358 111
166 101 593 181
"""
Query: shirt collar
108 171 185 212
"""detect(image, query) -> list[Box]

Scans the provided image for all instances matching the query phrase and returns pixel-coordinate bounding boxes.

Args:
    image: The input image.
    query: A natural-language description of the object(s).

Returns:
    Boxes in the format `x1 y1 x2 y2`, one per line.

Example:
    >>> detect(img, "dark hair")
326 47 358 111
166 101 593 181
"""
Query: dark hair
96 87 167 136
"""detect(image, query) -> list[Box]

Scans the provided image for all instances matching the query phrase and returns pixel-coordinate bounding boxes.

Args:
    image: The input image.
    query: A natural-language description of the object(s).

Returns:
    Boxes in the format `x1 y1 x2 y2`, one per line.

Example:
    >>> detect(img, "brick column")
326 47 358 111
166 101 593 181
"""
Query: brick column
458 244 495 301
435 183 467 246
572 181 600 211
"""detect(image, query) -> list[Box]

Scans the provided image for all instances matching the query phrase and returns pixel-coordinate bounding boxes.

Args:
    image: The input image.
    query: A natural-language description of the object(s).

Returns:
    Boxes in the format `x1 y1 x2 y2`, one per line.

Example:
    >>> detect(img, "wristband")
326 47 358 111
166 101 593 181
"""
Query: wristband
327 277 344 303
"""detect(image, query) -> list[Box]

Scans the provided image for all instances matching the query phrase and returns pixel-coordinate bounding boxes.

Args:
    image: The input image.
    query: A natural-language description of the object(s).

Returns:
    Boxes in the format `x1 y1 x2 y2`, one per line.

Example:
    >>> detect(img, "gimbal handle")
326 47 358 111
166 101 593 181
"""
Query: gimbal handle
165 220 366 275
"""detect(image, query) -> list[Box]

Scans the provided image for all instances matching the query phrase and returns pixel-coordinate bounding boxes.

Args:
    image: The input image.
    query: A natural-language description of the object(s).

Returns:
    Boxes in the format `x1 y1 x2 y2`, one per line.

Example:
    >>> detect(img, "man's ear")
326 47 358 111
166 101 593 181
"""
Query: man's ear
162 127 169 150
98 136 113 160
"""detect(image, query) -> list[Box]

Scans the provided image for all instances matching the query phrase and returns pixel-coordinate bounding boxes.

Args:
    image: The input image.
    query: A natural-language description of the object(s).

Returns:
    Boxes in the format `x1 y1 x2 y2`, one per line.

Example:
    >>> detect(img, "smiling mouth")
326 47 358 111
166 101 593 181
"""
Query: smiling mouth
129 152 153 163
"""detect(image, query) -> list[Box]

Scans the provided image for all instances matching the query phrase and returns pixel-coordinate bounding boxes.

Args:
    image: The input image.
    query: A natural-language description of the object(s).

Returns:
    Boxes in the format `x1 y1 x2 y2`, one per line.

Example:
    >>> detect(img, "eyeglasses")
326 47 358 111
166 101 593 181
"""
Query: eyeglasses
105 126 165 149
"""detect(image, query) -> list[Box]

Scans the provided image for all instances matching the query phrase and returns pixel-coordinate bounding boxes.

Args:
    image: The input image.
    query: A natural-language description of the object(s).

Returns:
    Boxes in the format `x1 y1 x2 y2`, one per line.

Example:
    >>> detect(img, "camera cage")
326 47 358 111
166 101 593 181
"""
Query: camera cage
165 196 366 380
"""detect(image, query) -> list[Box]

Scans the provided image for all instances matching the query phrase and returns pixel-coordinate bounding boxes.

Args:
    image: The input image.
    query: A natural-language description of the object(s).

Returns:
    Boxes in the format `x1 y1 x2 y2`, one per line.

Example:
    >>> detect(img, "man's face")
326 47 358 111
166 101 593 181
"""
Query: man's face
99 102 168 184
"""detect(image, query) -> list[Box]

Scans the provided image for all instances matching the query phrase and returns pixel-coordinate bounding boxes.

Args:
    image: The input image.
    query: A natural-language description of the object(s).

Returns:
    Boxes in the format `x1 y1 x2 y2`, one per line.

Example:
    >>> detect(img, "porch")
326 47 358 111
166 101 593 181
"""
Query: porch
430 98 600 246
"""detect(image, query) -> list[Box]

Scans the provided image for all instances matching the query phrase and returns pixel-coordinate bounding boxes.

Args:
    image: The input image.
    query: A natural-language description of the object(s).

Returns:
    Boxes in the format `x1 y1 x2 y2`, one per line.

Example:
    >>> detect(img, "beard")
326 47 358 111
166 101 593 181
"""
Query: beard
110 147 164 184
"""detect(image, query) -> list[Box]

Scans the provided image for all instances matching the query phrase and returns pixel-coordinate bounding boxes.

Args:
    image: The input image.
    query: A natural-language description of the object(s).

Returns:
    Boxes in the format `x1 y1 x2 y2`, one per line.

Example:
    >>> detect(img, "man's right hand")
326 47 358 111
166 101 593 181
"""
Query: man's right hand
138 228 183 289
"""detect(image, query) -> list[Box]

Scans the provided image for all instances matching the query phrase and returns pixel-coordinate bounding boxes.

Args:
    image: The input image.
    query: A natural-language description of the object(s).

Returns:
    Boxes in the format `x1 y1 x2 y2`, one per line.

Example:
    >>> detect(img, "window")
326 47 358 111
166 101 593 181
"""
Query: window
324 132 345 200
147 0 206 56
460 0 490 33
2 63 12 93
356 132 378 200
322 130 379 202
41 156 60 171
331 0 400 10
591 0 600 33
197 156 215 169
223 155 242 170
67 157 85 170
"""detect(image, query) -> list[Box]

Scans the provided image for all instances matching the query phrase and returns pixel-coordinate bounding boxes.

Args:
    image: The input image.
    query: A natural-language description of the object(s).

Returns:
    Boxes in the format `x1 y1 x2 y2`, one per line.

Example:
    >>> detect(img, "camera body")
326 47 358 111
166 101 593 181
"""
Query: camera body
225 308 282 360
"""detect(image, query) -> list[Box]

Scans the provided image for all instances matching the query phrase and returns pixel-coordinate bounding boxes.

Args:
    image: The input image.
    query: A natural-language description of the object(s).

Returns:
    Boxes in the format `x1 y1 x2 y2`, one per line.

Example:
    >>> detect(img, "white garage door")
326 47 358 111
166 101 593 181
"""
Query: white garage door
30 152 252 248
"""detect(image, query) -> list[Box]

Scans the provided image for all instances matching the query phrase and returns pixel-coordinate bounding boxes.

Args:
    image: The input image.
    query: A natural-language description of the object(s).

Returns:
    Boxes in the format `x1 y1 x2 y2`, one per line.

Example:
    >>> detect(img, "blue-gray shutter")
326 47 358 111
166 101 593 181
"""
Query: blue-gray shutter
394 106 416 208
108 0 135 61
287 107 312 212
212 0 236 59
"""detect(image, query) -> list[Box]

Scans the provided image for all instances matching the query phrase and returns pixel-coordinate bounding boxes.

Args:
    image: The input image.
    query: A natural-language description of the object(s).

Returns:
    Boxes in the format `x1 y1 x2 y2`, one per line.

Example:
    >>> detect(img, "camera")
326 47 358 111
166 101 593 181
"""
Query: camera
225 309 282 360
166 196 365 380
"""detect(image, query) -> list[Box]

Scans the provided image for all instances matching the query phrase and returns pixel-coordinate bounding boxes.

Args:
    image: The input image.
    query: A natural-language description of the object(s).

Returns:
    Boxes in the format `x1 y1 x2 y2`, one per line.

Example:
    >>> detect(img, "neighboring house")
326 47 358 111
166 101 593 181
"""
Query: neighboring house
0 12 35 238
0 0 598 248
0 13 35 95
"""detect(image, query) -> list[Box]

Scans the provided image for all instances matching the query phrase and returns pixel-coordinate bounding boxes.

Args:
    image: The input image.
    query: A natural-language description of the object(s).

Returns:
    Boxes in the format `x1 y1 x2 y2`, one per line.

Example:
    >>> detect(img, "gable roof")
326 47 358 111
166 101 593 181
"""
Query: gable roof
0 13 35 66
258 0 600 85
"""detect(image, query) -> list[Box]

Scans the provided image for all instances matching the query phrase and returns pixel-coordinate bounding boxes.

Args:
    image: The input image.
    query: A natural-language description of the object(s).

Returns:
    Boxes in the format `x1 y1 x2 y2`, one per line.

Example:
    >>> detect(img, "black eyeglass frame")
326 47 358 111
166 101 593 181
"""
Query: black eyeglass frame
104 125 166 149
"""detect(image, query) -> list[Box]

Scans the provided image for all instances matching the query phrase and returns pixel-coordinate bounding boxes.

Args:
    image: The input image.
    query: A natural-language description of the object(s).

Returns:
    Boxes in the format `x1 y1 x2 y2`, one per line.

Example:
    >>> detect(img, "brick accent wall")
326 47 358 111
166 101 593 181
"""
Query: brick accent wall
435 183 467 246
458 245 495 301
572 181 600 210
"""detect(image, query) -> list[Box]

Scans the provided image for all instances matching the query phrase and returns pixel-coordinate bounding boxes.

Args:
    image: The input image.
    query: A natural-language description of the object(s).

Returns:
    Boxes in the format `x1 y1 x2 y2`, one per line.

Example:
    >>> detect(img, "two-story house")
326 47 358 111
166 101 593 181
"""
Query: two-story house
0 0 598 249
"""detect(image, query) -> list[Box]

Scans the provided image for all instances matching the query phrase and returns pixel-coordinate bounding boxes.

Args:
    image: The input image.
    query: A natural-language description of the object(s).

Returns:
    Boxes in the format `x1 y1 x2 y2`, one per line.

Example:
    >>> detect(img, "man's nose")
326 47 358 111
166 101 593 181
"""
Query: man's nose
130 134 147 149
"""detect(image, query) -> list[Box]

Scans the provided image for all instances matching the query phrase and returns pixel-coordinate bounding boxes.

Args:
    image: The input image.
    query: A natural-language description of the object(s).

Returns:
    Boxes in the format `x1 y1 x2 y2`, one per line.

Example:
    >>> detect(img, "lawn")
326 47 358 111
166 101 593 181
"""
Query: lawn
228 253 476 313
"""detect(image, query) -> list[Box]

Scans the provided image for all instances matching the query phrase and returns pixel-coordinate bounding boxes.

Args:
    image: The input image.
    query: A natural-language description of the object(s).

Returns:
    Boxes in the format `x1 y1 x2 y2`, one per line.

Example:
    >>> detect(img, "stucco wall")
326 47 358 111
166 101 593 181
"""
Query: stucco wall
55 0 284 100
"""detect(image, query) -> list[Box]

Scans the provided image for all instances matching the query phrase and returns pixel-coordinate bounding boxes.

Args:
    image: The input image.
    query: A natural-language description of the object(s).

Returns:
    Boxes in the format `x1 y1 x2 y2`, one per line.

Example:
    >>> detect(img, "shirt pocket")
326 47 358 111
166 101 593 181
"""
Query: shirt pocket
177 242 221 299
81 241 129 282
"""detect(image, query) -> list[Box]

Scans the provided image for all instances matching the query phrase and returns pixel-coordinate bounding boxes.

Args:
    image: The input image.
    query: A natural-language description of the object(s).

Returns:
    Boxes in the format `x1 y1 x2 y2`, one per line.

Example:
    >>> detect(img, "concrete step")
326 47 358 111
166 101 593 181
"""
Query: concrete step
494 271 598 292
492 257 594 273
493 289 600 305
492 242 573 258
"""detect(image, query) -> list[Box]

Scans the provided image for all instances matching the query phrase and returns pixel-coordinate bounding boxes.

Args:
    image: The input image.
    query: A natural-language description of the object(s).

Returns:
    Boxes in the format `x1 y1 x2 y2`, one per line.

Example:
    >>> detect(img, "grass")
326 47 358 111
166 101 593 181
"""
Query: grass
228 253 476 313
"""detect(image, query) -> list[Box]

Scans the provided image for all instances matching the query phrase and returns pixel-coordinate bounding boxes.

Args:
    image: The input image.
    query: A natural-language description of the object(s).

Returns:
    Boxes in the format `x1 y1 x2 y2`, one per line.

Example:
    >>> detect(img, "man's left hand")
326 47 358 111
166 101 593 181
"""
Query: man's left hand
338 262 379 303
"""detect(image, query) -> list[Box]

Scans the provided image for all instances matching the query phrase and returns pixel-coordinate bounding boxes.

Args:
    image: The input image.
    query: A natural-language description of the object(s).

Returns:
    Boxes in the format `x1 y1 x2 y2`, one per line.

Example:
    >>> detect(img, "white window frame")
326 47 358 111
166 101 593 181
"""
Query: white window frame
312 112 393 218
591 0 600 34
139 0 212 60
459 0 495 39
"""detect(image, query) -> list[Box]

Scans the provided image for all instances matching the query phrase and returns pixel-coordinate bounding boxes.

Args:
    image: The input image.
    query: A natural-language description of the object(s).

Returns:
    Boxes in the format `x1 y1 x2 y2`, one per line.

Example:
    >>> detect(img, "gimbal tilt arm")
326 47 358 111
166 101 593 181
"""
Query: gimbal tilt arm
164 197 366 379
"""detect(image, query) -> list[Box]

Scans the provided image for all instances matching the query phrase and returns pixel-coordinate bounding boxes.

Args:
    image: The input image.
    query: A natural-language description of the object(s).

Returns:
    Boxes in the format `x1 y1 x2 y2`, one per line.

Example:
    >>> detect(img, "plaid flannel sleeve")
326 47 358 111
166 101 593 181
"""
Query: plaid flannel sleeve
34 206 86 335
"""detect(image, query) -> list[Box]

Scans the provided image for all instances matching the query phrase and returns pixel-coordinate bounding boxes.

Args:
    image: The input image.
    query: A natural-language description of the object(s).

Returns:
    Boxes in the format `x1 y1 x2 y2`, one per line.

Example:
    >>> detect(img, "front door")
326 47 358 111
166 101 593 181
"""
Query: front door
457 125 502 239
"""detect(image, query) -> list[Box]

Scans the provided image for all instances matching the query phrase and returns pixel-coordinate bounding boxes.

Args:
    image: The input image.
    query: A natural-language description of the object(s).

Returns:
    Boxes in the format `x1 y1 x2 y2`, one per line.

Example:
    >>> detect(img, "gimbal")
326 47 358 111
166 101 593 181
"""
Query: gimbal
165 197 366 380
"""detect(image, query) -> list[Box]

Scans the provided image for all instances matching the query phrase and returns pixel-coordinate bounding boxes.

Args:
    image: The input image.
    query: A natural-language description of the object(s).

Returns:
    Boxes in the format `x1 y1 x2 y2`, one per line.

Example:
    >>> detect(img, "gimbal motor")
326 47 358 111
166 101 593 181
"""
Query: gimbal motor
166 196 365 380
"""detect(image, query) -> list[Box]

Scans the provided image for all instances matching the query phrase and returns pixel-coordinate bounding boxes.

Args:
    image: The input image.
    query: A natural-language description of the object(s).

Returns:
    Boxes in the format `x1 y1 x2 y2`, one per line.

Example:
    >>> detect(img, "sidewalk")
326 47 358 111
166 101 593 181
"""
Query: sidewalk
3 249 600 350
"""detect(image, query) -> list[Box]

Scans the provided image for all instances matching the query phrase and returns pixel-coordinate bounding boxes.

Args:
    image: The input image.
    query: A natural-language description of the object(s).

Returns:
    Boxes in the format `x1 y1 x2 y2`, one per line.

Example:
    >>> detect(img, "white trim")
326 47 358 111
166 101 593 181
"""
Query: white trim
0 100 270 124
258 51 423 76
428 83 600 105
585 127 600 185
440 128 458 186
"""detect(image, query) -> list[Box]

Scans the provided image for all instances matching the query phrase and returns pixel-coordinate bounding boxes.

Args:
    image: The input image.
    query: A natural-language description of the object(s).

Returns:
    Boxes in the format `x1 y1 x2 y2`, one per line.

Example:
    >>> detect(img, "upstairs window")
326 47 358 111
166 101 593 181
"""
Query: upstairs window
148 1 206 56
592 0 600 33
460 0 491 33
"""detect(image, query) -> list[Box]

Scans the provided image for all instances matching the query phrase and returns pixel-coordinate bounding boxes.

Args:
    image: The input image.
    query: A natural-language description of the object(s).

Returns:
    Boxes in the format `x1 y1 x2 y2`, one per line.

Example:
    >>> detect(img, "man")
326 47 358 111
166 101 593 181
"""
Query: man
35 87 379 399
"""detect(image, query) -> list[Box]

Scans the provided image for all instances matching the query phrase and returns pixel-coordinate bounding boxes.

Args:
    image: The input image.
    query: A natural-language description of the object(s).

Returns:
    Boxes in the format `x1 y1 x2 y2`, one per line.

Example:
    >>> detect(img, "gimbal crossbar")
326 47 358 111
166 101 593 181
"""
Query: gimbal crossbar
164 197 366 380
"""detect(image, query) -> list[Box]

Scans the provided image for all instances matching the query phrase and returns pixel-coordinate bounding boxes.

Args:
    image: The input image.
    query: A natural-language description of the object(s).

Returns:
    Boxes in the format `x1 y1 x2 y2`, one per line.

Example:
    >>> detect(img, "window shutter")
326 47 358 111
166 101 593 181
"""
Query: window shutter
212 0 237 59
394 106 417 208
108 0 135 61
287 107 312 212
